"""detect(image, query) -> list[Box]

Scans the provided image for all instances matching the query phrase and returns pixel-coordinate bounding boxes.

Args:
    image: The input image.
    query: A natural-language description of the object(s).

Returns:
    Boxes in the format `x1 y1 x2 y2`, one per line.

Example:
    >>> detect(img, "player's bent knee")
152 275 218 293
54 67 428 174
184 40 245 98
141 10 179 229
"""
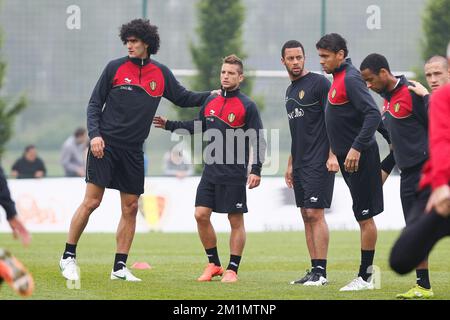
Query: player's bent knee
389 248 410 275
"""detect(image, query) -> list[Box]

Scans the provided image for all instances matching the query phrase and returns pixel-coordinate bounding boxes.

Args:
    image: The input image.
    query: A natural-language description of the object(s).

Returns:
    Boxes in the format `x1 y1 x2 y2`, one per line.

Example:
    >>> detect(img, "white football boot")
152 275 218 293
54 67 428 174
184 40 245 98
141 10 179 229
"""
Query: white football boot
110 266 141 282
339 276 374 291
59 256 80 281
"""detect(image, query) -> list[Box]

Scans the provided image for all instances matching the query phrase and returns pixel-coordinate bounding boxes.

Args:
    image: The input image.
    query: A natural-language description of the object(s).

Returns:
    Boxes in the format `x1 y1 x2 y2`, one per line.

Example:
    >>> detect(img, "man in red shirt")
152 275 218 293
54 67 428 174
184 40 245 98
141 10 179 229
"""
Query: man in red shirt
390 44 450 276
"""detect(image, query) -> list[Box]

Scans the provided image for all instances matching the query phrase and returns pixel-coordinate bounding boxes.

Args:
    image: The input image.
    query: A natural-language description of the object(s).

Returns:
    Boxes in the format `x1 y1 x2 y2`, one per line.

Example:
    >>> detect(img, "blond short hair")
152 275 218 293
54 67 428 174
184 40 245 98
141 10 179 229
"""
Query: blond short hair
223 54 244 74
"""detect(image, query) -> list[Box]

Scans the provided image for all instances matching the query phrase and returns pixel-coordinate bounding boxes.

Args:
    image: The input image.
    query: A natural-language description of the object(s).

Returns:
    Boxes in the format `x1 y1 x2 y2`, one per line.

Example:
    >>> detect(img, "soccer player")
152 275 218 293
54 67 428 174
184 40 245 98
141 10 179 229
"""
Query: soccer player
153 55 265 283
390 87 450 276
281 40 338 286
316 33 384 291
407 55 449 98
390 43 450 293
360 53 432 299
423 55 450 92
0 166 34 297
59 19 215 282
380 56 449 183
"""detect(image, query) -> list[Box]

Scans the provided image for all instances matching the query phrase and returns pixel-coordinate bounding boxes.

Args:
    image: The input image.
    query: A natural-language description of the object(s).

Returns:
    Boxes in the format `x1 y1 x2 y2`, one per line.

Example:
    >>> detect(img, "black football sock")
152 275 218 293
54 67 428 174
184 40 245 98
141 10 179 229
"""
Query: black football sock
416 269 431 289
315 259 327 278
227 255 242 273
63 243 77 259
113 253 128 272
311 259 318 271
205 247 221 267
358 250 375 282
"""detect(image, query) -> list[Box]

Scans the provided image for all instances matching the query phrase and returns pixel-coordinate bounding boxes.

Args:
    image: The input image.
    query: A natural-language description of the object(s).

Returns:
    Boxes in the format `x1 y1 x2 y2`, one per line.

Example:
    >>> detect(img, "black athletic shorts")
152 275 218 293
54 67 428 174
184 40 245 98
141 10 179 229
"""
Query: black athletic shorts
400 161 425 223
0 167 17 219
293 165 335 209
195 177 248 214
86 145 144 195
337 143 384 221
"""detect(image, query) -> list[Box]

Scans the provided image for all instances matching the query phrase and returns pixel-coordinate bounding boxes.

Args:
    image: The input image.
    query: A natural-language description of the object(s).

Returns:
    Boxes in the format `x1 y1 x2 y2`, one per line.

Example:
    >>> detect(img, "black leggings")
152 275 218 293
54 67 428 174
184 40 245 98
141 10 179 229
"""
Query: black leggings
390 188 450 275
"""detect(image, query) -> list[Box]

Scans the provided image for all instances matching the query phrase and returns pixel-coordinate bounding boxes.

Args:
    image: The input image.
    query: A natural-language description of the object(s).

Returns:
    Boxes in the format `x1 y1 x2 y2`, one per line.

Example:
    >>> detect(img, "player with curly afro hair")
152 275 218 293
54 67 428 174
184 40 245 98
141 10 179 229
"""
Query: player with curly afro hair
119 19 160 56
59 18 215 283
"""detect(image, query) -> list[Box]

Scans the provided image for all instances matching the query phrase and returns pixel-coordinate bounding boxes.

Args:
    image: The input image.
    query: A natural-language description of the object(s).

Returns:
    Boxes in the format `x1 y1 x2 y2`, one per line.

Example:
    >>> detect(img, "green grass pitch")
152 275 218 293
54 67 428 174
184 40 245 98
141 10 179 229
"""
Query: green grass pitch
1 231 449 300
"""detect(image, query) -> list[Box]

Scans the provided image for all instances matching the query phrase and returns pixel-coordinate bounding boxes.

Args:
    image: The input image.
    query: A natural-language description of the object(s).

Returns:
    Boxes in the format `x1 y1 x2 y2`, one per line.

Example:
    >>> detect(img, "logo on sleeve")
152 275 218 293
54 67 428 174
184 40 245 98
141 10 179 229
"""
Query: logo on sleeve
149 81 157 91
228 113 236 123
124 78 132 84
394 103 400 113
331 89 337 99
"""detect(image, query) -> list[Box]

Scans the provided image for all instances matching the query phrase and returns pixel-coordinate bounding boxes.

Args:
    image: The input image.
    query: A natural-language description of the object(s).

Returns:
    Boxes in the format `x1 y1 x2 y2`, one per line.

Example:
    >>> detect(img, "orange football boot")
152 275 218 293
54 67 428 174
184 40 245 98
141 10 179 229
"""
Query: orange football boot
197 263 224 281
0 249 34 297
221 270 238 283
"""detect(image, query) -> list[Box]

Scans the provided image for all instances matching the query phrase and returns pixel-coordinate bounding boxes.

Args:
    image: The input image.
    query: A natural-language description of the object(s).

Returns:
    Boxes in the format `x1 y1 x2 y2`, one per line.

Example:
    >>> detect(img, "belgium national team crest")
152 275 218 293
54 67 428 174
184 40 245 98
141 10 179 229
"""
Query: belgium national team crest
299 90 305 100
228 113 236 123
149 81 157 91
394 103 400 113
331 88 337 98
139 193 166 231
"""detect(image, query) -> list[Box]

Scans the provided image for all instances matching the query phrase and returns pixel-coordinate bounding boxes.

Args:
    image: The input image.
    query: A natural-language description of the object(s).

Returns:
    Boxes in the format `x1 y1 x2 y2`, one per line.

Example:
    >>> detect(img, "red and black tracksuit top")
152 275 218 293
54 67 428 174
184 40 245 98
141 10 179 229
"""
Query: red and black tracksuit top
165 88 266 185
87 56 210 150
419 83 450 190
325 59 382 156
380 75 429 171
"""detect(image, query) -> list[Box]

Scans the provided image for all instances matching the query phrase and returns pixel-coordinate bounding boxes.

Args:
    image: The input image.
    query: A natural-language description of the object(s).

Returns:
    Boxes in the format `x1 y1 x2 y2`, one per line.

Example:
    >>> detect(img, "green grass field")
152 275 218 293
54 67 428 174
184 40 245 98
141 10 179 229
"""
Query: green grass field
1 231 449 300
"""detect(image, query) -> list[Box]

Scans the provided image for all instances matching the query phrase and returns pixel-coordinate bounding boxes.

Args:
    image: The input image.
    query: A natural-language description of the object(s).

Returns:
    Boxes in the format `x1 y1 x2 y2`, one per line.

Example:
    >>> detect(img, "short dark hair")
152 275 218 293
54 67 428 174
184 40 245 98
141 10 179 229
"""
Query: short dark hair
74 127 86 138
281 40 305 58
24 145 35 154
315 33 348 58
360 53 391 75
119 19 160 55
223 54 244 74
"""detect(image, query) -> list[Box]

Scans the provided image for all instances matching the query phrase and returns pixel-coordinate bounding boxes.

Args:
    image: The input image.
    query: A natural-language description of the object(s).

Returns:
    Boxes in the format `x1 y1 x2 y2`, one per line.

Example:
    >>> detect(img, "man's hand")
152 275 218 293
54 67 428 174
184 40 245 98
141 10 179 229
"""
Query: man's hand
34 171 44 178
285 156 293 188
408 80 429 97
285 165 293 189
425 185 450 217
344 148 361 173
8 217 31 247
211 89 221 96
153 116 168 129
326 152 340 173
90 136 105 159
247 174 261 189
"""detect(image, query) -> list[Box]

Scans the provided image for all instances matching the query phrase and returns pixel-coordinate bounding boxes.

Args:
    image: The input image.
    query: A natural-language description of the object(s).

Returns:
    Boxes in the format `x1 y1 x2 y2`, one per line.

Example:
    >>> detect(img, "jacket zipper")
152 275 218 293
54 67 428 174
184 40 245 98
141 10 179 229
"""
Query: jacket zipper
139 59 143 84
219 90 227 117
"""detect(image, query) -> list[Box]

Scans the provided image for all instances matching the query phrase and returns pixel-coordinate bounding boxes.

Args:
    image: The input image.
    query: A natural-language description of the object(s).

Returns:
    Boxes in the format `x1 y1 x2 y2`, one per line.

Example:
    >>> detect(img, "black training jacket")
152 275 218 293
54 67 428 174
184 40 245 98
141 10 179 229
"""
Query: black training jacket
87 56 210 150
